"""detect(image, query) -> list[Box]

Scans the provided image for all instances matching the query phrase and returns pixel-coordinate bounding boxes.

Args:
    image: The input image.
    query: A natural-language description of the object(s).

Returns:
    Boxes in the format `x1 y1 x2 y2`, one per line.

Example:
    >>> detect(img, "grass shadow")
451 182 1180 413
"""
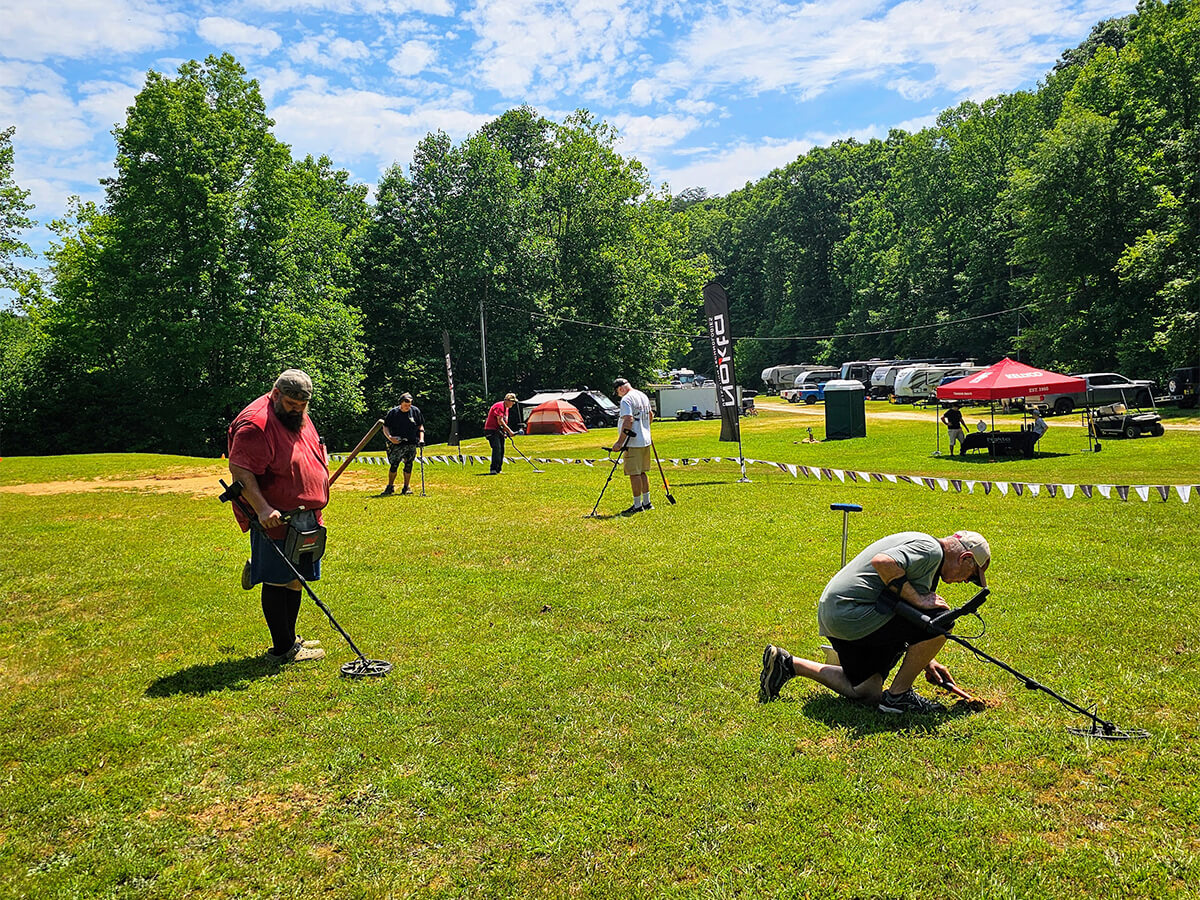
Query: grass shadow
145 655 278 697
797 692 985 738
951 450 1074 464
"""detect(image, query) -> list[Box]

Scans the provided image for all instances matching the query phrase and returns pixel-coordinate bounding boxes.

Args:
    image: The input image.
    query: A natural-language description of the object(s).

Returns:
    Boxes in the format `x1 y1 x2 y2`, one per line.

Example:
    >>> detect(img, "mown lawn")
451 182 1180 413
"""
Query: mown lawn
2 405 1198 898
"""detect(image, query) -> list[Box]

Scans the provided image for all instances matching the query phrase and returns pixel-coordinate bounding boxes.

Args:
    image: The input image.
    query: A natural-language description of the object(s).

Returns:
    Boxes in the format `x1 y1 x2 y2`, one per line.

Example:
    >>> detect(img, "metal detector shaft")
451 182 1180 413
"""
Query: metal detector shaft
220 480 369 665
328 419 384 486
586 448 625 517
509 436 543 472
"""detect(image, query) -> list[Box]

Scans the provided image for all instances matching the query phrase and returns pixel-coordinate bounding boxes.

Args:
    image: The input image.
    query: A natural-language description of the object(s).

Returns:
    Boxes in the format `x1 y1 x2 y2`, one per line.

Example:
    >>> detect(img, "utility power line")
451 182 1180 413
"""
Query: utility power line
492 301 1033 342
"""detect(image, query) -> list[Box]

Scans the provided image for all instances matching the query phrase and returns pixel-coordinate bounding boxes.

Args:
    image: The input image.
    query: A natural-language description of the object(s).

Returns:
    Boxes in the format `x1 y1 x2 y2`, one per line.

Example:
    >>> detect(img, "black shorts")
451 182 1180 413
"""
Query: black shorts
829 614 941 687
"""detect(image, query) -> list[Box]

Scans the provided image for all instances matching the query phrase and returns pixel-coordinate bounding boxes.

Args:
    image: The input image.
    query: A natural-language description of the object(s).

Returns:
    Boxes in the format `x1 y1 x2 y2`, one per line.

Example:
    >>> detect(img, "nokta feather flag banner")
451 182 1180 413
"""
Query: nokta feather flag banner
328 453 1196 503
441 329 460 449
702 280 748 482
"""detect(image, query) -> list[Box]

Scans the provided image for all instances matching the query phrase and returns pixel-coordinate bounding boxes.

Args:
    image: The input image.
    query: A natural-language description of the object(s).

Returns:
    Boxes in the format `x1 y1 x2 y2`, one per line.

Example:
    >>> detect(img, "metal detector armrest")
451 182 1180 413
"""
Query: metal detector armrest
876 590 947 637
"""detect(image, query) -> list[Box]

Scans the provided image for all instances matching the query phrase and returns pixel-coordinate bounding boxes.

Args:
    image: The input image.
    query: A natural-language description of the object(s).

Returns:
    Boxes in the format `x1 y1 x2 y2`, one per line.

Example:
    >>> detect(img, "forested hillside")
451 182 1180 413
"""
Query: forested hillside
0 0 1196 455
677 1 1198 385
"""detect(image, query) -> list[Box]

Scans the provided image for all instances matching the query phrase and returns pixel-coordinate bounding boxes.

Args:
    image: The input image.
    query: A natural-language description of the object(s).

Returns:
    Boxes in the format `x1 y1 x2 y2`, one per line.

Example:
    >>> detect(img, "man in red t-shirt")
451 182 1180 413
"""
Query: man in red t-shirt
483 392 518 474
227 369 329 663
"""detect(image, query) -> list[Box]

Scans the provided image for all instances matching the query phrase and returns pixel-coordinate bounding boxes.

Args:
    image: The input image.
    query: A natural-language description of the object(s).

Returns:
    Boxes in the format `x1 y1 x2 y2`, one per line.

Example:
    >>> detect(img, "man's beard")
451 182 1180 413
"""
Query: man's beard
272 399 305 432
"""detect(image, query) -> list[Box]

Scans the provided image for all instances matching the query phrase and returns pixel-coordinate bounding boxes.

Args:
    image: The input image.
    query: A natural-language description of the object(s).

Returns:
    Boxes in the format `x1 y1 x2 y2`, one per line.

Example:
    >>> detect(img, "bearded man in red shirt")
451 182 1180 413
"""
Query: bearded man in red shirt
227 369 329 663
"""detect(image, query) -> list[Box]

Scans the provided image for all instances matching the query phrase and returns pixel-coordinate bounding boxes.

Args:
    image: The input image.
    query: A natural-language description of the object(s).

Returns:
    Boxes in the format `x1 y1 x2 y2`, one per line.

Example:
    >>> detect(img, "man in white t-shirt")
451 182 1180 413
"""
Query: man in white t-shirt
611 377 654 515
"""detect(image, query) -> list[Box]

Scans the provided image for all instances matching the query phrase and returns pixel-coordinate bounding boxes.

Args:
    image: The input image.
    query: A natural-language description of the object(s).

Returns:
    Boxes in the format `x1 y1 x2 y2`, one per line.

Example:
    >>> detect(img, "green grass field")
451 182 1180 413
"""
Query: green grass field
3 401 1199 898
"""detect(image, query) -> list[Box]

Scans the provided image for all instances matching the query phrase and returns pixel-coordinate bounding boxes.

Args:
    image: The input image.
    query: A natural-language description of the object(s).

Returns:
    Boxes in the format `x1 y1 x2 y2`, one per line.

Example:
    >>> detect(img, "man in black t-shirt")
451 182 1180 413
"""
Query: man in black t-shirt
381 393 425 495
941 402 966 455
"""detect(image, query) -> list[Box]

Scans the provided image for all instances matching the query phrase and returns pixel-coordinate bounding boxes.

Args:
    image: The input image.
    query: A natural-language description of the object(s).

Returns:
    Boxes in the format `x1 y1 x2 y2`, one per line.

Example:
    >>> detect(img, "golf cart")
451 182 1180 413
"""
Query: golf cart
1089 400 1164 439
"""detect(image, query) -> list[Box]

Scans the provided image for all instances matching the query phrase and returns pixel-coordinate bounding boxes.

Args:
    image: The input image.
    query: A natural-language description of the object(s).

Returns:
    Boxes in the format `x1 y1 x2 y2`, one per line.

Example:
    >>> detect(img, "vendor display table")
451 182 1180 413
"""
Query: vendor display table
959 429 1038 457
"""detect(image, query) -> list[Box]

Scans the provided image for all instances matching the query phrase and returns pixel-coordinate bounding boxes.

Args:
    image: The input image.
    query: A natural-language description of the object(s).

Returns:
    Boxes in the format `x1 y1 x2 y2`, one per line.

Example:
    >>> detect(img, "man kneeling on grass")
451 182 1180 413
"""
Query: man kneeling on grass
760 530 990 714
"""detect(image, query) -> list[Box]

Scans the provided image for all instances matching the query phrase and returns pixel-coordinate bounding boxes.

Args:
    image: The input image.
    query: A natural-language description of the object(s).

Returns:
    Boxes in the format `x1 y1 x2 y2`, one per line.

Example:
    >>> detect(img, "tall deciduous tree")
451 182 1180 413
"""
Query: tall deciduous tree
15 55 368 455
0 125 34 291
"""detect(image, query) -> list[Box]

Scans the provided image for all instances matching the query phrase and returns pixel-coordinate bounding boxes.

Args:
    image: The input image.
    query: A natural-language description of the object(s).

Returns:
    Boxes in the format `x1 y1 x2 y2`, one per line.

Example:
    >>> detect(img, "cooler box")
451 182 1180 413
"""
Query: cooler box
824 379 866 439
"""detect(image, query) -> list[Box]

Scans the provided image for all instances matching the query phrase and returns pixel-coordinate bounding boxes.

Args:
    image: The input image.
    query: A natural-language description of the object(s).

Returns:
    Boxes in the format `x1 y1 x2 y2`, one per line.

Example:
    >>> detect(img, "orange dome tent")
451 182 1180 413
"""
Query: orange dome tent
525 399 588 435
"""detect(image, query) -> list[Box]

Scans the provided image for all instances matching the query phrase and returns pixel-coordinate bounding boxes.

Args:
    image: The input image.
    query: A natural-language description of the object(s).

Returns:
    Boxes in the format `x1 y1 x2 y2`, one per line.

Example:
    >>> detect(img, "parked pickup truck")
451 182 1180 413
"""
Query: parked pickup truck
1037 373 1156 416
781 369 839 403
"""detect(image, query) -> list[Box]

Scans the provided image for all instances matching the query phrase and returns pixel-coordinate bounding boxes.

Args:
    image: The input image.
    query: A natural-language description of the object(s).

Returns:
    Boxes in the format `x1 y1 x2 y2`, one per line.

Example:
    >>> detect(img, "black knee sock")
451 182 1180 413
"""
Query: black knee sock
262 584 302 653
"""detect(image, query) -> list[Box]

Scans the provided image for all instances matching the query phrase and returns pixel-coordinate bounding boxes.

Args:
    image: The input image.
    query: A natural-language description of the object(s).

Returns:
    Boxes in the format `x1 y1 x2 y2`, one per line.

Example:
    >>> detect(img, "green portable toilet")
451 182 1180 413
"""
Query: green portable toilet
824 379 866 439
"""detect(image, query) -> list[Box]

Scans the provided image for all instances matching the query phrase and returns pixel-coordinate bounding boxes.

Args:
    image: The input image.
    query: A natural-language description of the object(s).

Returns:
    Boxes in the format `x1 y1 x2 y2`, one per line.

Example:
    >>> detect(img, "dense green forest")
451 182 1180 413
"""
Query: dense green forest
1 0 1197 456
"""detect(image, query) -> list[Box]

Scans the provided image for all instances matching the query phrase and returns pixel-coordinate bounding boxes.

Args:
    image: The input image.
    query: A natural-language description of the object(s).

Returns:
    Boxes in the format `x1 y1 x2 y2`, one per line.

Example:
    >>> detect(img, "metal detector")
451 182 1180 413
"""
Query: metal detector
650 443 677 505
419 443 426 497
880 588 1148 740
508 436 544 473
584 446 625 518
219 479 392 678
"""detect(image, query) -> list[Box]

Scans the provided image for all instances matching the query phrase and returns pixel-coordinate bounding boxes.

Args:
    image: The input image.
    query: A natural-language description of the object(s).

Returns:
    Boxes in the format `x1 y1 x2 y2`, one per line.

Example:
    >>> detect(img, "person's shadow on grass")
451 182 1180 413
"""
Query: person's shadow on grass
145 655 278 697
796 692 984 738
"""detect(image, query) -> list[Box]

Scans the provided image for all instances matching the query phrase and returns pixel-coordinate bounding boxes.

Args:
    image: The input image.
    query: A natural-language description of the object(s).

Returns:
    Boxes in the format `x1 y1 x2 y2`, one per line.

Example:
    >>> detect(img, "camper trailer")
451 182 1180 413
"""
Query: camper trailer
761 364 828 394
893 365 984 403
839 359 895 390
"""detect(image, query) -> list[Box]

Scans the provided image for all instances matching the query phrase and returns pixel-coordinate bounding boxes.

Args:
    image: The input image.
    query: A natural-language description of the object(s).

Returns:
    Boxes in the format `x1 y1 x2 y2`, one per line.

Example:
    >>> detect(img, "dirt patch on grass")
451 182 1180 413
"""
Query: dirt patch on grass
187 783 327 834
0 471 385 496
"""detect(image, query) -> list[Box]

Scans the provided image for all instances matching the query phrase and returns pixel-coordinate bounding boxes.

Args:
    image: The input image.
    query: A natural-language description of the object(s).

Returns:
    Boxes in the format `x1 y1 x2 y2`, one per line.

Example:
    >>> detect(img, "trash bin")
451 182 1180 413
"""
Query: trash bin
824 379 866 439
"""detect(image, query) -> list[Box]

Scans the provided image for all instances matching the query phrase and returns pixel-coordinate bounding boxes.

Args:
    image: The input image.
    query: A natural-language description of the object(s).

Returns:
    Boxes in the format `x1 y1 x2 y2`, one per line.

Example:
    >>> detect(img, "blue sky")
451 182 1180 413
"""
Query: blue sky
3 0 1135 264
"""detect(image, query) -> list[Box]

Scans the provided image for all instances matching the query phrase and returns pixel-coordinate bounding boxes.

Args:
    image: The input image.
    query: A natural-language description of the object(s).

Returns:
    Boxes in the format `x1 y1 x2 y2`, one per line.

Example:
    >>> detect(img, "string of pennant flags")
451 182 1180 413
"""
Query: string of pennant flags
329 453 1197 504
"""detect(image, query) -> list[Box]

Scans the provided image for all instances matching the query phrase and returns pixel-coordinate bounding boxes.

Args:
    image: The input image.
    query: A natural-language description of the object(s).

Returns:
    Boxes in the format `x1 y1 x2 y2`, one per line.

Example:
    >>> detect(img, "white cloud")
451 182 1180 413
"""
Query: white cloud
653 136 818 196
465 0 652 100
288 32 372 69
239 0 453 13
648 0 1133 107
197 17 283 56
612 113 701 154
269 86 490 173
389 40 438 76
2 0 186 62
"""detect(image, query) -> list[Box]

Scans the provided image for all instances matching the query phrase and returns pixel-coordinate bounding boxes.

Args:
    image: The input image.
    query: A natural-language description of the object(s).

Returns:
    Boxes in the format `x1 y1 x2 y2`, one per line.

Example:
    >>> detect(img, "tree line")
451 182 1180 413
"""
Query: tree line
674 0 1197 392
1 0 1196 456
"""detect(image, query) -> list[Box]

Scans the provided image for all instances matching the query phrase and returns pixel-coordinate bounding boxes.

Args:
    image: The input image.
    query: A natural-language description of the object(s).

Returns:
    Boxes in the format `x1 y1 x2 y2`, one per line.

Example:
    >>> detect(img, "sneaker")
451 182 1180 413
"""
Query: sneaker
265 638 302 663
241 559 254 591
878 688 946 715
619 504 643 516
759 645 794 702
642 502 653 511
379 485 394 496
400 486 413 495
265 637 325 663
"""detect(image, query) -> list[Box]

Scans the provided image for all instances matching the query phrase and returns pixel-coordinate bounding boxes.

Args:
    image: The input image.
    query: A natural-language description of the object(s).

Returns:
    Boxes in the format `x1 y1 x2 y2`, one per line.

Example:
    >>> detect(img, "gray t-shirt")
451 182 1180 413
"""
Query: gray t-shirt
817 532 944 640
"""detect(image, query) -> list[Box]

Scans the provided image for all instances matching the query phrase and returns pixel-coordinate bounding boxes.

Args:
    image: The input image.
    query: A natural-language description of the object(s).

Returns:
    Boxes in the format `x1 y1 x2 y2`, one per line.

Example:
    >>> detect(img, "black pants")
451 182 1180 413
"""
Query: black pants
485 429 505 473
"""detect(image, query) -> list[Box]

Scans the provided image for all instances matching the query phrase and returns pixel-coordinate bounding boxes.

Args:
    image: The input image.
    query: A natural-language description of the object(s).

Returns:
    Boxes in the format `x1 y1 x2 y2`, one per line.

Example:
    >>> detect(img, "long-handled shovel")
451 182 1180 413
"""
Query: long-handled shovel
329 419 384 486
650 443 676 505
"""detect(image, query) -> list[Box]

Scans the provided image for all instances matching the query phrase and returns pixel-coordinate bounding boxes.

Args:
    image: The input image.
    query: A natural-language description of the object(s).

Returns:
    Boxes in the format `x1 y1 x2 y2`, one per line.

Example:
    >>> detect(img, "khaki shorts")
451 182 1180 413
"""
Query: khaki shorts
623 445 651 476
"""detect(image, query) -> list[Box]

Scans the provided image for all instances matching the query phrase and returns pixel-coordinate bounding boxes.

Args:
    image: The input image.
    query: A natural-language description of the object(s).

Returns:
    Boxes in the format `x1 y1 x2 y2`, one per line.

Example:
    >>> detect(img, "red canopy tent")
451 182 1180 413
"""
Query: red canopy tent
935 357 1085 402
525 399 588 435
